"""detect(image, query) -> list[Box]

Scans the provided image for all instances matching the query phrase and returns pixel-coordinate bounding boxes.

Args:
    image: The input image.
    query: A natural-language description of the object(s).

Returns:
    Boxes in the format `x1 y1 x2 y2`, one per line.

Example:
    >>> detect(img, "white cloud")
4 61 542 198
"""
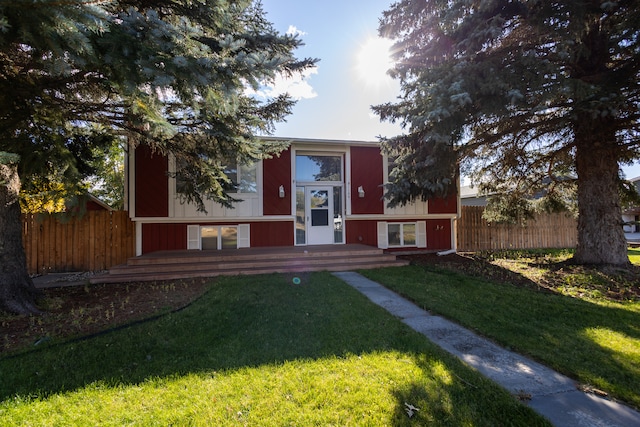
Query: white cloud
247 67 318 101
286 25 306 37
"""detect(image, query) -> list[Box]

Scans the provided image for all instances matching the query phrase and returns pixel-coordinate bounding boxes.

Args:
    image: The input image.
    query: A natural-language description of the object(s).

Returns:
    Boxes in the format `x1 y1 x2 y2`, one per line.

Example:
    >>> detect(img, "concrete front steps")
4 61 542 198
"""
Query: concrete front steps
90 244 409 284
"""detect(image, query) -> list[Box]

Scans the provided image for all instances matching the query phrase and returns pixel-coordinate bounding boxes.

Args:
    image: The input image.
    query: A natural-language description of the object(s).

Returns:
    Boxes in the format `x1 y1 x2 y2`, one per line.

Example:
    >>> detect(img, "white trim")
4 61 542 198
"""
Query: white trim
187 225 201 250
168 154 176 218
290 150 297 216
416 221 427 248
131 215 295 223
381 221 427 249
346 214 456 220
128 146 136 219
377 221 388 249
123 142 130 212
238 224 250 248
272 136 378 148
135 222 142 256
194 224 249 250
450 217 458 251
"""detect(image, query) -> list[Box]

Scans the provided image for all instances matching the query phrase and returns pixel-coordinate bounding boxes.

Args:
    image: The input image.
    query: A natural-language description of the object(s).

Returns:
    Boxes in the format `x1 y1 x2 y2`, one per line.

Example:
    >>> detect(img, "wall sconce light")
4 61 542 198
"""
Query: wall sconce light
279 185 285 198
357 185 365 198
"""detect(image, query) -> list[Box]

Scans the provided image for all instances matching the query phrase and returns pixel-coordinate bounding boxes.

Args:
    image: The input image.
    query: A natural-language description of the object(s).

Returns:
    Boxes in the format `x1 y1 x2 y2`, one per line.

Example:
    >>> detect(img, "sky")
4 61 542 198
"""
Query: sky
258 0 640 180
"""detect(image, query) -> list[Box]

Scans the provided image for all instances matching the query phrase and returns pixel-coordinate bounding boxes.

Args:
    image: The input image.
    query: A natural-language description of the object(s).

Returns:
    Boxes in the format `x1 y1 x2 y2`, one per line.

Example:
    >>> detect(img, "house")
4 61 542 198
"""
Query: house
460 184 487 206
623 176 640 234
127 137 458 256
85 194 114 211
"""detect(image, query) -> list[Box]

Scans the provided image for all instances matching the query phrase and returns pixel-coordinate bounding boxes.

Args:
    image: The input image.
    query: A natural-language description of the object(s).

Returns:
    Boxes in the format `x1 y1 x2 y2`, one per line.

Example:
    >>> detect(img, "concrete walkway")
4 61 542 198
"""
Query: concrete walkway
333 271 640 427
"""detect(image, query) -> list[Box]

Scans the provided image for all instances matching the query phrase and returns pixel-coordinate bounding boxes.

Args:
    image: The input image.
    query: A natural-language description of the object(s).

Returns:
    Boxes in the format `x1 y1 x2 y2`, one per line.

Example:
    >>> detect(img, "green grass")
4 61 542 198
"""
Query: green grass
0 272 548 426
629 248 640 265
361 262 640 409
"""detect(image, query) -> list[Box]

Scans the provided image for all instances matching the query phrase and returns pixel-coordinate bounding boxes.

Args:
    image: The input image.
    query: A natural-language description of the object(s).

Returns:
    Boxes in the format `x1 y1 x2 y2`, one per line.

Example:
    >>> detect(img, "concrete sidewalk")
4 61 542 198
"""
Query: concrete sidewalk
333 271 640 427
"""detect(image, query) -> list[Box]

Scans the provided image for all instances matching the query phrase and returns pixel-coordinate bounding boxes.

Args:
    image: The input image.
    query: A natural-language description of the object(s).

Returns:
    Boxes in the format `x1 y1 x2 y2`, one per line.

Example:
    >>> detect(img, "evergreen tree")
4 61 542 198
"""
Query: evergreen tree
0 0 316 314
374 0 640 266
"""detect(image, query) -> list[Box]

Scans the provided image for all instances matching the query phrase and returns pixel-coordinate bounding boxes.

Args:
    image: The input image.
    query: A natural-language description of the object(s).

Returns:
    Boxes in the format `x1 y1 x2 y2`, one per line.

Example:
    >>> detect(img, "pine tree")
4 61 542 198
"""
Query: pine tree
0 0 316 314
374 0 640 266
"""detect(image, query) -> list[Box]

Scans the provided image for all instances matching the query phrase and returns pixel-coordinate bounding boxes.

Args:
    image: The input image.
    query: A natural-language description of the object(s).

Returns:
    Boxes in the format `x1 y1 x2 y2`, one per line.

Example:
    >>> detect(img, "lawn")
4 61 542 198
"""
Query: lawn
361 249 640 410
0 272 548 426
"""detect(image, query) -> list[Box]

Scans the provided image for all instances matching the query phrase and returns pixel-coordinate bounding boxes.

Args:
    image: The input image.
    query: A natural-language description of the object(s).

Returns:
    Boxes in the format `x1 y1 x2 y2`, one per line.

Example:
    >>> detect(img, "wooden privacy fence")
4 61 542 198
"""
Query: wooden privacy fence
456 206 578 251
22 210 135 275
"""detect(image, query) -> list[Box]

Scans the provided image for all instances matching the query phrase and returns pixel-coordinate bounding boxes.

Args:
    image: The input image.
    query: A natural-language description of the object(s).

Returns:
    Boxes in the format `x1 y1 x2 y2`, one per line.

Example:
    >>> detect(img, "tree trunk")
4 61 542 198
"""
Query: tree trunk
0 157 41 315
574 125 629 266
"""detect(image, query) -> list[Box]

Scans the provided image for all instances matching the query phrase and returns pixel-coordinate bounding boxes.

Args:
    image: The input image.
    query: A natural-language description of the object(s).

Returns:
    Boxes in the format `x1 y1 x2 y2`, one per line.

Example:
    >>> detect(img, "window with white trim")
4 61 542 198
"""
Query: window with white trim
187 224 250 250
201 226 238 250
388 223 416 247
176 158 258 195
377 221 427 249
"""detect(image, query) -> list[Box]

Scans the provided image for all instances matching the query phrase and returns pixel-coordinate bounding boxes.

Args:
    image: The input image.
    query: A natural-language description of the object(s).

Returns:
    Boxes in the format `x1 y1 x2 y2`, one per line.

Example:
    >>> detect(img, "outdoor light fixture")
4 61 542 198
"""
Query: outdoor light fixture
279 185 285 198
357 185 365 198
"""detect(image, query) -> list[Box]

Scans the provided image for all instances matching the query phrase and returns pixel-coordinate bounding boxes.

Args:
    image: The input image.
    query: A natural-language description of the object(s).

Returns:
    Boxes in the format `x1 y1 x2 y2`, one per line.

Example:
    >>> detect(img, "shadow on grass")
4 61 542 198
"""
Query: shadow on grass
390 355 542 426
0 272 549 426
362 261 640 409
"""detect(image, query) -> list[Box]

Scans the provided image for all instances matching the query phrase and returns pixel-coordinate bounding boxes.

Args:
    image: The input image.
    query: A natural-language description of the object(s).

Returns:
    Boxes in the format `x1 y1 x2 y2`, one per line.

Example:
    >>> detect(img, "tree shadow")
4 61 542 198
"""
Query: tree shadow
389 354 552 427
388 254 640 409
0 271 532 426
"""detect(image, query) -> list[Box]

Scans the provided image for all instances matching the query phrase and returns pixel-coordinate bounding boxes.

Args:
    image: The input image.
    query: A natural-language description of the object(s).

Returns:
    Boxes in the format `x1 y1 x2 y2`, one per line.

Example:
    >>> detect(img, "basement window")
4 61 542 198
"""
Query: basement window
201 226 238 250
377 221 426 249
388 223 416 247
187 224 250 250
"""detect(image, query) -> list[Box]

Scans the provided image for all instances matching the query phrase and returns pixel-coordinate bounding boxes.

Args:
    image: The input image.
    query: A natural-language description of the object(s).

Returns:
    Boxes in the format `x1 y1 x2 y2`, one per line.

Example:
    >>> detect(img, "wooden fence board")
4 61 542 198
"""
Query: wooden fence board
456 206 578 251
21 207 577 274
21 211 135 275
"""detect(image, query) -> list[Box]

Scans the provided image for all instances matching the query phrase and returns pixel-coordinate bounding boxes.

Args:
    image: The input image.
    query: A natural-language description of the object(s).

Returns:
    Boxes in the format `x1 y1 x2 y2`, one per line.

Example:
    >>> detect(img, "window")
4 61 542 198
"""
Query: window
387 223 416 247
296 154 343 182
333 186 343 243
176 158 257 194
224 161 258 193
378 221 425 249
201 226 238 250
188 224 250 250
386 154 398 184
296 186 306 245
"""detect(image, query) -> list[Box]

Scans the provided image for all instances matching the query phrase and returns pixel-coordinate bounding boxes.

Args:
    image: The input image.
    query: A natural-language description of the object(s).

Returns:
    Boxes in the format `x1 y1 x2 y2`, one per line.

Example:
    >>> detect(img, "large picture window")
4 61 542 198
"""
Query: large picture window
176 158 257 194
224 161 258 193
295 154 343 182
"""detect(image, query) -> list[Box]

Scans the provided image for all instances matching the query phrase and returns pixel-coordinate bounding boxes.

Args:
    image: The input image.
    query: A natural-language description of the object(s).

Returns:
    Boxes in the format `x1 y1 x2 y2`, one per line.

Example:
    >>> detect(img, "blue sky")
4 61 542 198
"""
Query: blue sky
259 0 640 179
259 0 401 141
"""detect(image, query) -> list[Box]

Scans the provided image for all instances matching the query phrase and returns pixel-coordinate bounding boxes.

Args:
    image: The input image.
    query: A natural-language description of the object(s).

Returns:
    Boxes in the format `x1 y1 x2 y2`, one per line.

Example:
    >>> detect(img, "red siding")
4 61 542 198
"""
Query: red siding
426 219 452 250
428 194 458 214
250 221 294 247
142 223 187 253
350 146 384 214
346 218 453 251
345 220 378 246
263 149 292 215
135 145 169 217
141 221 294 253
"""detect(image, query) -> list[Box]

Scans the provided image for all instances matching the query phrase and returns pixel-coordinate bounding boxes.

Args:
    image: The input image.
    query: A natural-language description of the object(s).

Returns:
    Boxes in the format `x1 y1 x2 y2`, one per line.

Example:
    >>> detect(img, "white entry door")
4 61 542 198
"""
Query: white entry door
306 187 334 245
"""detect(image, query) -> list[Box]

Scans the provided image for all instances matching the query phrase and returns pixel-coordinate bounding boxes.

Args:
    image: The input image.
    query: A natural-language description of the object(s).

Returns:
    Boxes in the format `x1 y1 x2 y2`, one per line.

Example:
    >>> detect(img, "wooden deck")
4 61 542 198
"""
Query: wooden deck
89 244 409 284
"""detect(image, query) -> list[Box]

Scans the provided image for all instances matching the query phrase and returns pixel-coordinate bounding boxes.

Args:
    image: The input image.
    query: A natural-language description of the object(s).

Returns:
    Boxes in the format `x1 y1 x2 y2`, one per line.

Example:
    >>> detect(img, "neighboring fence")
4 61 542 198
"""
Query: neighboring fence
22 210 135 275
456 206 578 252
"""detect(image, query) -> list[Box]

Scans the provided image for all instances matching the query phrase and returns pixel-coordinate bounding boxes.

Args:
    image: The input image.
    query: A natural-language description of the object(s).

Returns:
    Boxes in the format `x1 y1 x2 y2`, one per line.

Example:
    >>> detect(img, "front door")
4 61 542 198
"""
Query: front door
306 187 334 245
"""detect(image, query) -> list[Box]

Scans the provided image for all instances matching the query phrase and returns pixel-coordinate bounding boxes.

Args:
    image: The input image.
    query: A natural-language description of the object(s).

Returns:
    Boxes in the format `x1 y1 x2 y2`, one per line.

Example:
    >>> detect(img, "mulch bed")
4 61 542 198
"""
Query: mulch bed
1 278 210 355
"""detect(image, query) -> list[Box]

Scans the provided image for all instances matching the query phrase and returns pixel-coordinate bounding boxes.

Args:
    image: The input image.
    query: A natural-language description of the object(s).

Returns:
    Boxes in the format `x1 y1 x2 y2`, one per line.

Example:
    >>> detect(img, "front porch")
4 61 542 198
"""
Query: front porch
90 244 409 284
